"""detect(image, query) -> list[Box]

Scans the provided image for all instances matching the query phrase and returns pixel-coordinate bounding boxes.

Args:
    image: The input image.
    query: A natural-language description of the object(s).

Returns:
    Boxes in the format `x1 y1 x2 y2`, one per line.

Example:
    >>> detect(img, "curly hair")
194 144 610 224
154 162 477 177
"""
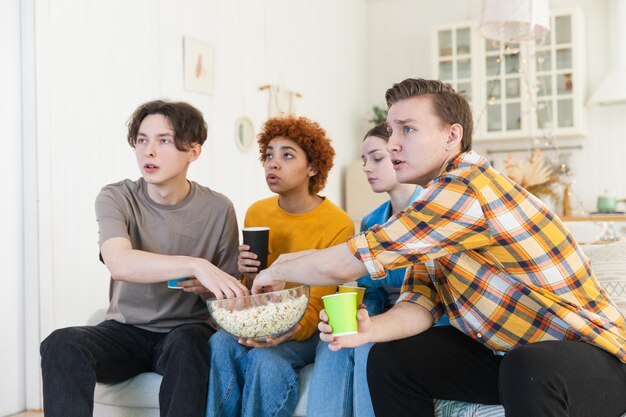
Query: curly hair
257 116 335 195
127 100 207 151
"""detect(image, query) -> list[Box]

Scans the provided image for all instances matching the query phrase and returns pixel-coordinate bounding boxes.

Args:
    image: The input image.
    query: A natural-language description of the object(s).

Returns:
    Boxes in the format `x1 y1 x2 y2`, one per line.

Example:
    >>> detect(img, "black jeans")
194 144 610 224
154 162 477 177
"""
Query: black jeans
367 326 626 417
40 320 214 417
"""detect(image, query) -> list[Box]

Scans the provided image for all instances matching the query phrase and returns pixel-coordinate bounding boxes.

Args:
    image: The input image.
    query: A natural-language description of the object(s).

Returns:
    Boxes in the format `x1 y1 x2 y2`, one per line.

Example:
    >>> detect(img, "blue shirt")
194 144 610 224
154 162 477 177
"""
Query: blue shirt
356 186 450 326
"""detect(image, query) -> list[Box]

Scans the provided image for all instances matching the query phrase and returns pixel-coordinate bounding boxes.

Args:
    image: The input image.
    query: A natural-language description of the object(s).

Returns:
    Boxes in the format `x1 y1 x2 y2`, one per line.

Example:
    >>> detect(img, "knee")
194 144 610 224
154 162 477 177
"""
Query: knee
165 325 212 357
499 343 564 398
40 327 93 372
209 329 233 346
41 327 84 358
247 349 294 379
316 342 352 364
313 344 353 378
209 331 242 358
367 342 395 382
169 324 213 344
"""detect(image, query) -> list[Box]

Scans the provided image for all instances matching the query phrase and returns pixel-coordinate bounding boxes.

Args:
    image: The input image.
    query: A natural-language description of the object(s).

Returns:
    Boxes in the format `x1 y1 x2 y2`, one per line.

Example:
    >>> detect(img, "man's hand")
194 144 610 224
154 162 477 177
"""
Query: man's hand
249 250 317 294
100 237 248 299
236 324 301 348
179 278 212 295
194 259 249 299
251 268 286 294
318 306 372 351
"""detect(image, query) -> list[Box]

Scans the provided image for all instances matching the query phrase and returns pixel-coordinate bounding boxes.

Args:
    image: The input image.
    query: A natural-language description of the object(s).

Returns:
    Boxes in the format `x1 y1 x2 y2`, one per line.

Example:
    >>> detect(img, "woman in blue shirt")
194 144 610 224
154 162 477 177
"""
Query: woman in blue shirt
307 124 448 417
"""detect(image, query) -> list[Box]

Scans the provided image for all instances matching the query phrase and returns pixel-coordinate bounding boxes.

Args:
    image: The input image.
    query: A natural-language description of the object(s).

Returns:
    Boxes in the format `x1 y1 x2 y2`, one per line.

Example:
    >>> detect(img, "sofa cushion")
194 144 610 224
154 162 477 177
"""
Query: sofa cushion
434 400 504 417
94 365 314 417
291 364 313 417
95 373 161 409
582 241 626 314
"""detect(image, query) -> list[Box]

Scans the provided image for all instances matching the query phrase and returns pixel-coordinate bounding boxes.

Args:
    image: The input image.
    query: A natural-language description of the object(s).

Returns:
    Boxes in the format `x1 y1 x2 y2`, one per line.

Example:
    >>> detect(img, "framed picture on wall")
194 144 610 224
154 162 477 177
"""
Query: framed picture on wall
183 37 215 95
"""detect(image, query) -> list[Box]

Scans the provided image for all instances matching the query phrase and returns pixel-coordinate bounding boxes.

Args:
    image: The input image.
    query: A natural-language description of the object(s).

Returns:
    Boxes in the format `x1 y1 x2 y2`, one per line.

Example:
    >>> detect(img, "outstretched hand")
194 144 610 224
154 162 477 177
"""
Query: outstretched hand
251 268 286 294
179 278 211 295
194 260 249 299
318 305 372 351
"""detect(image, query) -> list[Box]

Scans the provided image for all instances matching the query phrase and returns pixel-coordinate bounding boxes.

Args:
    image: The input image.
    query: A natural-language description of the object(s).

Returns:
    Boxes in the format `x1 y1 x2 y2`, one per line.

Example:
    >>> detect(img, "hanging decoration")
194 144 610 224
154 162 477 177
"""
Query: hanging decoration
259 84 302 118
479 0 550 44
477 0 581 216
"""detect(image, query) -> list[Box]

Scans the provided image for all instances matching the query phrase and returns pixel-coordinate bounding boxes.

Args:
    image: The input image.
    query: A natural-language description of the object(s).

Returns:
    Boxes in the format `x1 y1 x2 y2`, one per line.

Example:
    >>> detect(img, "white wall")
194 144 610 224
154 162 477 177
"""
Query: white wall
0 0 26 415
366 0 624 213
35 0 368 338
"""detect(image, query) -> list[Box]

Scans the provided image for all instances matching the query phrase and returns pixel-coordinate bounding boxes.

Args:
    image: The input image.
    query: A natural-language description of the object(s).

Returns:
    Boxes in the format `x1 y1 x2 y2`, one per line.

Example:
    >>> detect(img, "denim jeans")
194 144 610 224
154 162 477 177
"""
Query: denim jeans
206 330 318 417
307 341 375 417
40 320 214 417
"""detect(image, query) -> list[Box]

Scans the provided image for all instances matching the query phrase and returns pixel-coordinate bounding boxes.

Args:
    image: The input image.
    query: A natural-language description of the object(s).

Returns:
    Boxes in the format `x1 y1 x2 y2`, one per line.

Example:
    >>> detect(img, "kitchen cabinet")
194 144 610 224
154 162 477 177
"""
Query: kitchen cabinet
432 21 479 112
433 8 585 141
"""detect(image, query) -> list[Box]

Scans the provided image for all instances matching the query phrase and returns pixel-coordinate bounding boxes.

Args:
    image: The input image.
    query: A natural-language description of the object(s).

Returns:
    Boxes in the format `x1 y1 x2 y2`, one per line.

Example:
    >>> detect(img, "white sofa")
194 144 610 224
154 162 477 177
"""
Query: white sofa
93 241 626 417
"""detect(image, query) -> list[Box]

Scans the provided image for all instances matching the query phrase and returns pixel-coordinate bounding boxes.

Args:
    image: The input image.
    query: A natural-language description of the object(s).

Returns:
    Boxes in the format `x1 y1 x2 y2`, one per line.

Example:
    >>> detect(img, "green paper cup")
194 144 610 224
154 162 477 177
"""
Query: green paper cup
338 284 365 306
322 292 358 336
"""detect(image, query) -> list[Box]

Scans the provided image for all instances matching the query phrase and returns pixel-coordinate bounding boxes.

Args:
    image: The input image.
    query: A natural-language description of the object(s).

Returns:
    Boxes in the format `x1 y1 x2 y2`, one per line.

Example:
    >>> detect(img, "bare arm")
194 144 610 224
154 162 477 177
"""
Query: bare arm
319 301 435 350
251 243 368 293
101 237 248 299
369 302 434 343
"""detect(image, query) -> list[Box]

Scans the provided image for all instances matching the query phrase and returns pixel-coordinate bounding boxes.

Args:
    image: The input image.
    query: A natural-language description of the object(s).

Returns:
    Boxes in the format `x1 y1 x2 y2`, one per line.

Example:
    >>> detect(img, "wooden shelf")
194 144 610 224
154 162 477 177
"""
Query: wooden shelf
562 215 626 222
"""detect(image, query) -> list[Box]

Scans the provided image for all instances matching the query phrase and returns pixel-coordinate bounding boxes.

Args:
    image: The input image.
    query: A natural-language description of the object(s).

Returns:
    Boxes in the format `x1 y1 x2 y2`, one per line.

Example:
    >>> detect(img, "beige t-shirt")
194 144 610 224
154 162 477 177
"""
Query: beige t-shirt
95 178 240 332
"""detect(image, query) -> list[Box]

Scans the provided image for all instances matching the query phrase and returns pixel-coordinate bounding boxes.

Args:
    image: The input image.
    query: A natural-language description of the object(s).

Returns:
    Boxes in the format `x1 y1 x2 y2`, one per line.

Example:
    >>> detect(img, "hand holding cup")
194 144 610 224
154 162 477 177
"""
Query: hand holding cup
318 305 371 351
241 227 270 272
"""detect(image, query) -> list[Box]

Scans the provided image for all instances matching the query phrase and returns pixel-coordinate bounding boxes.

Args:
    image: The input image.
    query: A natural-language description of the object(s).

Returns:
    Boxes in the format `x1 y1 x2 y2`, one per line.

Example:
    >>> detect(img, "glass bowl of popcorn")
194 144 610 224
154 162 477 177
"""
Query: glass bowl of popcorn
207 285 310 341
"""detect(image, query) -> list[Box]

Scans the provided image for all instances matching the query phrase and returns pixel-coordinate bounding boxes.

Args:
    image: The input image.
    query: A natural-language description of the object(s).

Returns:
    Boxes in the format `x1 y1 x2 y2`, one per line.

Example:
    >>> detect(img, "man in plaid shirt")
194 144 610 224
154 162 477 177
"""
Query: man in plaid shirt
253 78 626 417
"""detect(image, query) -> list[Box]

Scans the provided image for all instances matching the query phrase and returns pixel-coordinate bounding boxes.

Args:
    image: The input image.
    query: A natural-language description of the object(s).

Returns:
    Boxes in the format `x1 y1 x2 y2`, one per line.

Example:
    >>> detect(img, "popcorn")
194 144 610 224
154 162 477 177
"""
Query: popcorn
211 294 308 339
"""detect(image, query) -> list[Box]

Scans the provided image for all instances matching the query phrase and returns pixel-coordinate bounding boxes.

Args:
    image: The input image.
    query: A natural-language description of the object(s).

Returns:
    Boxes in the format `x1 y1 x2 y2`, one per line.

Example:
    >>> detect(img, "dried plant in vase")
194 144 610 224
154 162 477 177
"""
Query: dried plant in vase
504 148 561 206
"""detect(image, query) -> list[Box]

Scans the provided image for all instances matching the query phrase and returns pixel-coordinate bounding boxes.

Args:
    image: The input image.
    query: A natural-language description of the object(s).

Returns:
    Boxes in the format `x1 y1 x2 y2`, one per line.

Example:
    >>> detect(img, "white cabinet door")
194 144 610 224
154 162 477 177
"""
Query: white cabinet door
432 8 586 142
431 21 479 114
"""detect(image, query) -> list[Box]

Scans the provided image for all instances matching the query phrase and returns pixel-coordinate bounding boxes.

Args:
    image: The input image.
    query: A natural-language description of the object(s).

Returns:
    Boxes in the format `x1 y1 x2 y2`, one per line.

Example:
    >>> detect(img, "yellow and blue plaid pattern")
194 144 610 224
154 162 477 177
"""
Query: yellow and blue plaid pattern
348 151 626 362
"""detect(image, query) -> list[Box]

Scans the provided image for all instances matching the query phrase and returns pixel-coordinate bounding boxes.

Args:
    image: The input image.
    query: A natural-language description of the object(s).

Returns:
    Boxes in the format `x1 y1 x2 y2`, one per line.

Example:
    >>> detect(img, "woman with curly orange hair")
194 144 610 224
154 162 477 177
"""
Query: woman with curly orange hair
206 116 355 417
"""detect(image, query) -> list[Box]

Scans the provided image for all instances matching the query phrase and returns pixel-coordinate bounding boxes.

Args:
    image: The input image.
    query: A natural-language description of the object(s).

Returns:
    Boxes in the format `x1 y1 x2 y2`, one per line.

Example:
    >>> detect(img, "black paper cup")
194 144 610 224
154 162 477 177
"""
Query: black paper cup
242 227 270 271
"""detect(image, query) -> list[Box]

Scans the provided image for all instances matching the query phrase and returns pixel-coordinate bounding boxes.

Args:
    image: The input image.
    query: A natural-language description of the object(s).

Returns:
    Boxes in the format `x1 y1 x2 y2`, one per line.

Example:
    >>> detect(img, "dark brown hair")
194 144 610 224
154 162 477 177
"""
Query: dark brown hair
127 100 208 151
257 116 335 195
363 123 390 142
385 78 473 152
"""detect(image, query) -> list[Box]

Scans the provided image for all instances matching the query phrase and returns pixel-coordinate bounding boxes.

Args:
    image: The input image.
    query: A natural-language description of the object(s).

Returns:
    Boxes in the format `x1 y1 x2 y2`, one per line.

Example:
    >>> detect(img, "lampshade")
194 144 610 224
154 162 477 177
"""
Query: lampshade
479 0 550 43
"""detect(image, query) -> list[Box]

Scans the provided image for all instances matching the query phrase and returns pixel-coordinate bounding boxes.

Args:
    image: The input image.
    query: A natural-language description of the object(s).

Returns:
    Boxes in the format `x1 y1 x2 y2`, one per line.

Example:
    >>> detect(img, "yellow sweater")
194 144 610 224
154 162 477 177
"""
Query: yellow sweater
245 196 355 340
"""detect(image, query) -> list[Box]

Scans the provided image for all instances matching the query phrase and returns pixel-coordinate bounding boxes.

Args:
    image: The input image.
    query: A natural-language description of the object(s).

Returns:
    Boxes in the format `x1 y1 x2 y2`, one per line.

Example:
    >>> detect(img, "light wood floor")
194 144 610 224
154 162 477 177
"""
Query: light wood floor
5 412 43 417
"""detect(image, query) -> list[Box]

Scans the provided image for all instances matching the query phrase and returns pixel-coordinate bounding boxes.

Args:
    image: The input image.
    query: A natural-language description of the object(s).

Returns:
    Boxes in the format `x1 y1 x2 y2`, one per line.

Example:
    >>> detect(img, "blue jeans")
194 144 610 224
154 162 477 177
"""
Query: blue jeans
40 320 214 417
307 341 375 417
206 330 318 417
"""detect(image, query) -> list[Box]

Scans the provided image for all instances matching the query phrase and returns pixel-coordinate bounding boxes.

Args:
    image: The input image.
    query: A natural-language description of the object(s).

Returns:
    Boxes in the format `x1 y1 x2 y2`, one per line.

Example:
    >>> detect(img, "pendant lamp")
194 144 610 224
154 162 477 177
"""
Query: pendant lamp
479 0 550 43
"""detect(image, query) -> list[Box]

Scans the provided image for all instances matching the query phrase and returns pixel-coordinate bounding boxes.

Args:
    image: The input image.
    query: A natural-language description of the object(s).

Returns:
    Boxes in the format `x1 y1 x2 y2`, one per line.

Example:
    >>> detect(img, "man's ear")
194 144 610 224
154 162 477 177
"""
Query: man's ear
446 124 463 152
188 143 202 163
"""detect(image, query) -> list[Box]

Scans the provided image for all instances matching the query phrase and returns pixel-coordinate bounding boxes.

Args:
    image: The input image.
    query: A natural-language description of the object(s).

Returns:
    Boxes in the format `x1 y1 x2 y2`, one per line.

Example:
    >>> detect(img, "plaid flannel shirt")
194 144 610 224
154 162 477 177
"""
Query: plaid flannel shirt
348 151 626 362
